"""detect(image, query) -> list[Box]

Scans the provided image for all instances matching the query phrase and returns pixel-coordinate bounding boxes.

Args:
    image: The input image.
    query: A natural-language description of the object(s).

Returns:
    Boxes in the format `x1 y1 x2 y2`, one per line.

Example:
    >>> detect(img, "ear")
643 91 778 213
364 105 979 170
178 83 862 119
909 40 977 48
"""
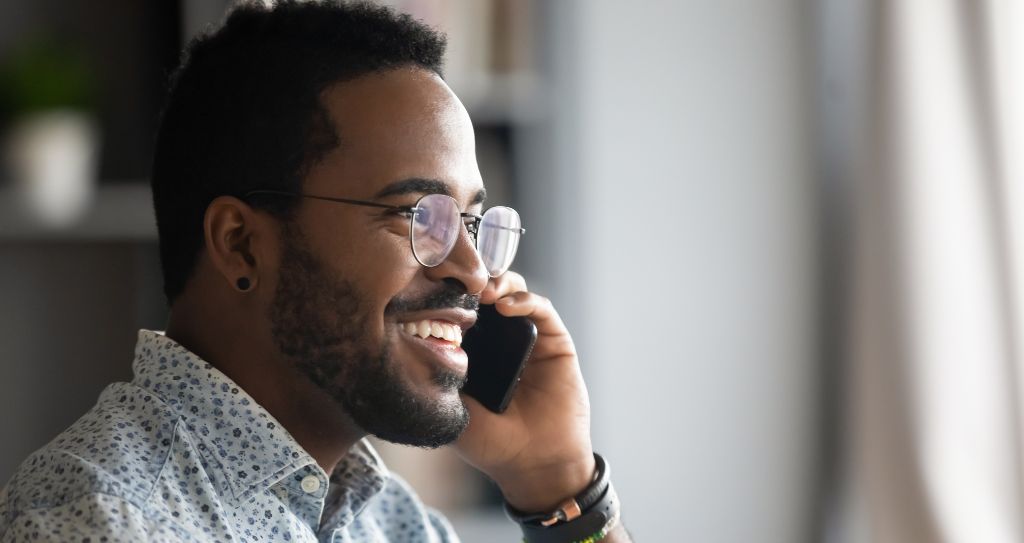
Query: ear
203 196 271 293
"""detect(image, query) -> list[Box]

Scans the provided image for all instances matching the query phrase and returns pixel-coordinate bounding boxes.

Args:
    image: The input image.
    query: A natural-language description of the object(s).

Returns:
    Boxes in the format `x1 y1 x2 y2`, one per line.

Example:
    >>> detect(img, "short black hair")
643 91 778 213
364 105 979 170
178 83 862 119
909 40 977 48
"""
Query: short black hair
151 0 446 303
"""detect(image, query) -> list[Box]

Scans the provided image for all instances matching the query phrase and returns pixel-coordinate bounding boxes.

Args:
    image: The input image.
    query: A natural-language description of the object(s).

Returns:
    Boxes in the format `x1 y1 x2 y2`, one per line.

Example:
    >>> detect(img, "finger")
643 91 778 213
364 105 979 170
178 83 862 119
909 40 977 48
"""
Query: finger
495 292 579 367
479 271 527 304
481 271 526 303
494 291 569 340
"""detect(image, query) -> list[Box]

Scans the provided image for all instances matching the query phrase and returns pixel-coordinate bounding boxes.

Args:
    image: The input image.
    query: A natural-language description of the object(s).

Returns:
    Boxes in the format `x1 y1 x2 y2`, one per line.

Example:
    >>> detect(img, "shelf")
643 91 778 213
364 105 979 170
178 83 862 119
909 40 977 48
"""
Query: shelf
0 182 157 242
0 73 544 244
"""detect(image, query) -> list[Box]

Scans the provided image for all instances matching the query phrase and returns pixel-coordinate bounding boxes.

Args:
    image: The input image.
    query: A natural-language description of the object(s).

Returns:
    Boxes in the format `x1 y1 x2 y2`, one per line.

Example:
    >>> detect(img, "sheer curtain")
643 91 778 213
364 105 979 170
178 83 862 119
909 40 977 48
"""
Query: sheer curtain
829 1 1024 541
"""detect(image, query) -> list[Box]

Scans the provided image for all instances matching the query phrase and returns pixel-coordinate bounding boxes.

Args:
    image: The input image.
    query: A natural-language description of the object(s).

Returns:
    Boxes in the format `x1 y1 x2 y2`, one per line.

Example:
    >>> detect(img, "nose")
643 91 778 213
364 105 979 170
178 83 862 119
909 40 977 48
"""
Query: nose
423 224 488 295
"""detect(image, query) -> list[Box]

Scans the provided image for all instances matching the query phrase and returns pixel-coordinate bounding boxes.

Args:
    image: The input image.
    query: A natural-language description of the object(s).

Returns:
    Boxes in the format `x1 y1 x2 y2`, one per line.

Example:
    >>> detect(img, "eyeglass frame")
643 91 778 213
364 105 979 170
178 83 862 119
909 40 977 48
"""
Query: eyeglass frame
242 189 525 272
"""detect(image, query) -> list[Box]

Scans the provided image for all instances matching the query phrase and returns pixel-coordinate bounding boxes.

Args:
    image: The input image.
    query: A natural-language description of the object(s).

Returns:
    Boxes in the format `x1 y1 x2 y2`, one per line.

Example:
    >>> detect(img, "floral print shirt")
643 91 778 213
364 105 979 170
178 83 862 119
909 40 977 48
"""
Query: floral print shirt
0 330 459 542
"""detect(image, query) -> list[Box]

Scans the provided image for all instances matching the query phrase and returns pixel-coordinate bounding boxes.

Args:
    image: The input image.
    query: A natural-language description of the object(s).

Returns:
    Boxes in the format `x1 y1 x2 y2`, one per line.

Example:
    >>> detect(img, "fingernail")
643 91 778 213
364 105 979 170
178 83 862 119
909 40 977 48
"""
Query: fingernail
497 297 515 305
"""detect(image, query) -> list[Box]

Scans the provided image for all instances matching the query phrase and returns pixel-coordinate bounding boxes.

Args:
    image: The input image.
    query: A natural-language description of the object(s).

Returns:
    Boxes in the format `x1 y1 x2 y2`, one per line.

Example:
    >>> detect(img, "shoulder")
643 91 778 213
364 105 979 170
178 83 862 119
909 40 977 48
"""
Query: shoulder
0 491 195 542
1 382 184 536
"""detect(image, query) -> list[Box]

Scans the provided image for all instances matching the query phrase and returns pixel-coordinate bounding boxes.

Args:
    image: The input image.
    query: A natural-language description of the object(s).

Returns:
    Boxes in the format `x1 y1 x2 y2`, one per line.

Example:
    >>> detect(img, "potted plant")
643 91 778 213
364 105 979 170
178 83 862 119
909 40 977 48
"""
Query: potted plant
0 36 99 227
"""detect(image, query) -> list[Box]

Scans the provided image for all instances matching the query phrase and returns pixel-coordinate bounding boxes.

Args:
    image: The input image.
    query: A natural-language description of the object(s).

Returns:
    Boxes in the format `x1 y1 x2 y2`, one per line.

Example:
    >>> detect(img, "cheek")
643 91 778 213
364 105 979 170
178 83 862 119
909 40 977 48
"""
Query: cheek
309 216 422 320
338 219 418 271
340 236 421 320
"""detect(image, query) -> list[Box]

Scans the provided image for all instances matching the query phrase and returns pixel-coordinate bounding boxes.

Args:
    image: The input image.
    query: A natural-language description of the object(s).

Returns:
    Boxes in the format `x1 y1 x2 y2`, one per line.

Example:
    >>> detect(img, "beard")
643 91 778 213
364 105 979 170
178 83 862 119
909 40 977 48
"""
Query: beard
268 222 474 448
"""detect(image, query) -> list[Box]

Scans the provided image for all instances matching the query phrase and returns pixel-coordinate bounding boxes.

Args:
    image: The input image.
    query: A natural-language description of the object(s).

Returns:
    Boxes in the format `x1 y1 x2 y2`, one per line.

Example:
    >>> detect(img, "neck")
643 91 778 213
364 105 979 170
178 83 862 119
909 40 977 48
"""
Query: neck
165 302 364 475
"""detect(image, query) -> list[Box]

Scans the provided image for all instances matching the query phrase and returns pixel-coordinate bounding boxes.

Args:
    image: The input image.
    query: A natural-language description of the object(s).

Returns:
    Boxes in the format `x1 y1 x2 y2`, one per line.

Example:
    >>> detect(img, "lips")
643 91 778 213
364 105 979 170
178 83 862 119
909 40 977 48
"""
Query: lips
395 309 476 375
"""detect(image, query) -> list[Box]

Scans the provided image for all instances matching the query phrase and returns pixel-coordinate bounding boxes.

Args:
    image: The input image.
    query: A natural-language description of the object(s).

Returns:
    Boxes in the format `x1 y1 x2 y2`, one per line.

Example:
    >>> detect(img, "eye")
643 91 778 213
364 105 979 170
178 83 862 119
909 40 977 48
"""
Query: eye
462 216 480 240
385 204 418 219
413 205 432 226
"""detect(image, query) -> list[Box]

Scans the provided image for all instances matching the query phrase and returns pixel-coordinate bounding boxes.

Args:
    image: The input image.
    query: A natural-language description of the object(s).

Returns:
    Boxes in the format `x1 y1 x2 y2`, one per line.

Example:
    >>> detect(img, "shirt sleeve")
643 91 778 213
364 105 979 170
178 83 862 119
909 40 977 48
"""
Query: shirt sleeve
1 493 192 543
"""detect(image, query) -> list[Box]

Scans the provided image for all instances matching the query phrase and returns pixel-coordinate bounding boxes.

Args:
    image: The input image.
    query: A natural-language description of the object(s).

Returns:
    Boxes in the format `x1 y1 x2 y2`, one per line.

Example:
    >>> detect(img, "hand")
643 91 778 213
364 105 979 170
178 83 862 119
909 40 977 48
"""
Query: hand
454 271 595 513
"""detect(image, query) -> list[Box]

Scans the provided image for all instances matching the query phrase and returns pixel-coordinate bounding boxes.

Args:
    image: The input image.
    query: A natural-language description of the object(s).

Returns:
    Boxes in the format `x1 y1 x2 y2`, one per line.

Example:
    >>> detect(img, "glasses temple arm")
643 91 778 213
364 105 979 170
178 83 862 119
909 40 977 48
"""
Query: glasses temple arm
243 190 415 213
482 223 526 234
460 213 525 235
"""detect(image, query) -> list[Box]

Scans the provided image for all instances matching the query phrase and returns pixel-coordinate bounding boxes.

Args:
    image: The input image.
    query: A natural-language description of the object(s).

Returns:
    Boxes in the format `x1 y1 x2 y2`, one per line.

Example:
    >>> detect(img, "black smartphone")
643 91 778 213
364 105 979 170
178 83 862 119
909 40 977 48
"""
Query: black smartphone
461 304 538 413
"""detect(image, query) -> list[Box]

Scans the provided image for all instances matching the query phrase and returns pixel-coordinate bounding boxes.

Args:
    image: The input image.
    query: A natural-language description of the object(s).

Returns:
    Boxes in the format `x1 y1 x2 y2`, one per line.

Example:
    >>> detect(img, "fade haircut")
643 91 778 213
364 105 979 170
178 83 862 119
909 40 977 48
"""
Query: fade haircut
151 0 446 303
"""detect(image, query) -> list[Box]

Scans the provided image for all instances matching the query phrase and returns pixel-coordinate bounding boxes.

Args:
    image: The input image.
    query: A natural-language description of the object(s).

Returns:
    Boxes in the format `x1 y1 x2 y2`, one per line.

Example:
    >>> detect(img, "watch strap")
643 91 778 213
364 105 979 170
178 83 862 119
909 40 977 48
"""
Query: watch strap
517 481 619 543
506 453 609 526
505 453 621 543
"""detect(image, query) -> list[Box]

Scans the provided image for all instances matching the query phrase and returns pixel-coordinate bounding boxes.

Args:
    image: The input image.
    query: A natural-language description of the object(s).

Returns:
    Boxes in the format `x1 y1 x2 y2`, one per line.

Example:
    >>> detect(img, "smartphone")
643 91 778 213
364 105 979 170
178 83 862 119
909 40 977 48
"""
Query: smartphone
461 304 538 413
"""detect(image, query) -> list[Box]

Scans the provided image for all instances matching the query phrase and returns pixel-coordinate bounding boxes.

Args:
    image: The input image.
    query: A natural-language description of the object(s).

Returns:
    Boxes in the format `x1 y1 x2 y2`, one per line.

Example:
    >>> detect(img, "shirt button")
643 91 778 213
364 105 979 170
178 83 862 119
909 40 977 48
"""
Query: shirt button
300 475 321 494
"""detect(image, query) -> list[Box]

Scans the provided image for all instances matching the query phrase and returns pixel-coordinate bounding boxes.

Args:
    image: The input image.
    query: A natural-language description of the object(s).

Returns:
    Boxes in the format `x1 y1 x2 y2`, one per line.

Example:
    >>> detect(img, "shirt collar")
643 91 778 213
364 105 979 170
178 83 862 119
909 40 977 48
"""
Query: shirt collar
130 329 389 514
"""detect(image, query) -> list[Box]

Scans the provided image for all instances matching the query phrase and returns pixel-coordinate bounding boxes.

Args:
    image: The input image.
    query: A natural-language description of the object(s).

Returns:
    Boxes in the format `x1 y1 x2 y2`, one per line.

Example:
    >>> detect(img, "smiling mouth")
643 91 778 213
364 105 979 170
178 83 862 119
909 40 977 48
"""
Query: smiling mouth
399 319 464 348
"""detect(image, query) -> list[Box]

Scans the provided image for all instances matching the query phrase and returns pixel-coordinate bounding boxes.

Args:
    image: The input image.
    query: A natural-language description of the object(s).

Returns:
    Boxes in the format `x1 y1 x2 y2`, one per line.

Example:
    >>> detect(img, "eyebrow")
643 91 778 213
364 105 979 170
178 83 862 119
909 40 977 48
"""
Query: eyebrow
373 177 487 206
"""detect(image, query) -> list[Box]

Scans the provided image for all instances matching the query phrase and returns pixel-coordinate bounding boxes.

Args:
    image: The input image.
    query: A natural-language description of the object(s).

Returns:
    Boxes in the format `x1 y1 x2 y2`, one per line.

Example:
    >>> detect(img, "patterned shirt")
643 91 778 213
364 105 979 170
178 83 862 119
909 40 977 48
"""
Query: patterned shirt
0 330 460 542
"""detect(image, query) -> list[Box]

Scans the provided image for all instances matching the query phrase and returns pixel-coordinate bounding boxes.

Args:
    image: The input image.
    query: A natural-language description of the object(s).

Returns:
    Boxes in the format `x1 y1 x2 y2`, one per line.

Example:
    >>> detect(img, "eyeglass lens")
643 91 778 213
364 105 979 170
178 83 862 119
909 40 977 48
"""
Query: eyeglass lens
477 206 521 276
410 194 521 277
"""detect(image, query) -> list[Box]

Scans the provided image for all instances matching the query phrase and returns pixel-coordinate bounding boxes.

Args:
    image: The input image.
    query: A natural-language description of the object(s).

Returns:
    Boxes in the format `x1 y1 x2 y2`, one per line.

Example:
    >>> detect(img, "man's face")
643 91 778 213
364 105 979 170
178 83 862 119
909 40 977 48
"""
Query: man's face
267 67 490 448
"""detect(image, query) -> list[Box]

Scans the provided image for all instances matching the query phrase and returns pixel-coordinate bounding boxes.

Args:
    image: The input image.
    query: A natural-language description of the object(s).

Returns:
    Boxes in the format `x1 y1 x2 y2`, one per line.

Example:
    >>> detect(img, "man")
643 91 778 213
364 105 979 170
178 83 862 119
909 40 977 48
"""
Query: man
0 2 629 542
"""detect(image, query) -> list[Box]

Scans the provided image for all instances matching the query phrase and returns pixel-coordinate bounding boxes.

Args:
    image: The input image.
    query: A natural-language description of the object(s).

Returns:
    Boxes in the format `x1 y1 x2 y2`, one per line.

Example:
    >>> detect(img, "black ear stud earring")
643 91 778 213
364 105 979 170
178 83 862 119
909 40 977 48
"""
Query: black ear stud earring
236 277 251 291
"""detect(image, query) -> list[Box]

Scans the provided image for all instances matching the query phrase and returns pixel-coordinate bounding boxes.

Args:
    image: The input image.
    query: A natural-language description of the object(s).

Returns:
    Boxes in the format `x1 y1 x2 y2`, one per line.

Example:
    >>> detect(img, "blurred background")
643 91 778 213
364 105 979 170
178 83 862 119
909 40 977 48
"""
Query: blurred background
2 0 1024 541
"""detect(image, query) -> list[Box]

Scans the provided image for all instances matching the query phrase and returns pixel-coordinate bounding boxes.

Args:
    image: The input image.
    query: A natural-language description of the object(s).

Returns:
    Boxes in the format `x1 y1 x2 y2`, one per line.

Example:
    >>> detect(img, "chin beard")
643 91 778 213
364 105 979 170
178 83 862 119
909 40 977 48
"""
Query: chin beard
268 222 469 448
341 341 470 448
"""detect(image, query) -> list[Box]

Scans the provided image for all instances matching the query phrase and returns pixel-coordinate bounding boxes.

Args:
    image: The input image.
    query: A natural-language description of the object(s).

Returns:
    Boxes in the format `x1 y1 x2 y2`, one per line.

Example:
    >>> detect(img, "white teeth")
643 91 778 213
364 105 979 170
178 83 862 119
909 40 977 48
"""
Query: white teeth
401 319 462 346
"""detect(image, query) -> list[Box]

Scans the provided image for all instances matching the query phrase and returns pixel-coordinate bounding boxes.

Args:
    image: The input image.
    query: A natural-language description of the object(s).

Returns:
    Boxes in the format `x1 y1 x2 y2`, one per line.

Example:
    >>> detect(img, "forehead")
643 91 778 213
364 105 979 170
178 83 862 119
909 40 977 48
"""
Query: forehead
304 66 483 206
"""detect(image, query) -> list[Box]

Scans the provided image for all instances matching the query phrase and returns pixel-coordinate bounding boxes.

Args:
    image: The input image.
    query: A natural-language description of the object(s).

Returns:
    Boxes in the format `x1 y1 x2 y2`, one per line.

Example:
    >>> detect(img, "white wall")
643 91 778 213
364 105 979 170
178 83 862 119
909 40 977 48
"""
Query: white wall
521 1 819 540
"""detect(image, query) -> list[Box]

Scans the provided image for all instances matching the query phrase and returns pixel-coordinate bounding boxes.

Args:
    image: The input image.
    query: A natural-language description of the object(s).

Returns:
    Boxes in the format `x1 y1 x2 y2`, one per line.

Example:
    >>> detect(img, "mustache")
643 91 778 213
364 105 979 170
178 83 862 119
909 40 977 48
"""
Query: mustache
384 284 480 315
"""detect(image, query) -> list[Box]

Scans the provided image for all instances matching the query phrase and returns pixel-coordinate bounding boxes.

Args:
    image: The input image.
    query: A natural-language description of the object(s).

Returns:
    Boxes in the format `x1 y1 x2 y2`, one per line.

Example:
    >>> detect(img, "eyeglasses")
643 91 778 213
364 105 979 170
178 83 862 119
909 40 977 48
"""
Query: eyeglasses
244 190 525 277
